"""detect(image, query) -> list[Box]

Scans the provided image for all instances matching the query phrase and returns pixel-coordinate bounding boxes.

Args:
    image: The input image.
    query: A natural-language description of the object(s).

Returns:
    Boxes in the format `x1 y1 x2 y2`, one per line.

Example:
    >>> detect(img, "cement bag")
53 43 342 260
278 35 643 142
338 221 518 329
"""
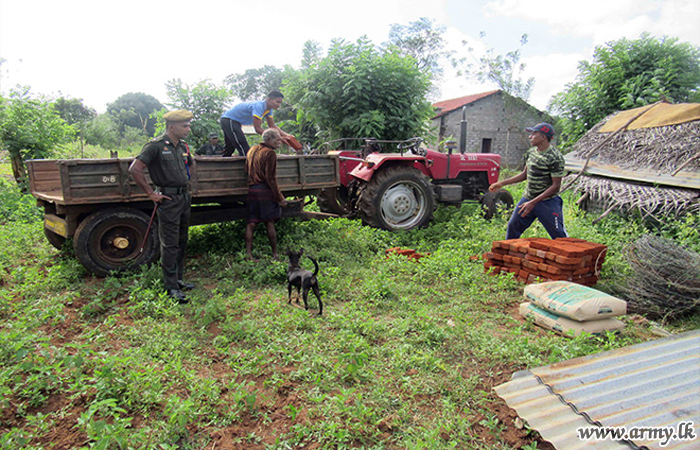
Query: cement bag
520 302 624 337
524 280 626 321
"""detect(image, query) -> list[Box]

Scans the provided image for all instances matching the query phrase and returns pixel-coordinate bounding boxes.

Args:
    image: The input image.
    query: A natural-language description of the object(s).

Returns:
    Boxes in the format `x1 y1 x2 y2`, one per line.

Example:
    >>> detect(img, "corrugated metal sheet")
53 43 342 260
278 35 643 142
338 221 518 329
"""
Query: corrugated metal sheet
495 330 700 450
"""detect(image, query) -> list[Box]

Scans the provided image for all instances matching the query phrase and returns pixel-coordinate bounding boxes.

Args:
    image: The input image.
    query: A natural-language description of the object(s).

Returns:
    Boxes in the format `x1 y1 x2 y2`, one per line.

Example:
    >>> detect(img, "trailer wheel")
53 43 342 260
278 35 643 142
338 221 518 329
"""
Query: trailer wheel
481 189 514 220
73 208 160 277
44 228 67 250
317 186 351 216
357 165 434 230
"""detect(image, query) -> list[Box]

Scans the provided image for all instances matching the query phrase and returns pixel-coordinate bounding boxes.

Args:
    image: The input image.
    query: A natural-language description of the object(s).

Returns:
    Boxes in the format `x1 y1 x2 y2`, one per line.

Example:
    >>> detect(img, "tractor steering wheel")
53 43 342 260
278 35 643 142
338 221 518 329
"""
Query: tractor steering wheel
398 138 426 156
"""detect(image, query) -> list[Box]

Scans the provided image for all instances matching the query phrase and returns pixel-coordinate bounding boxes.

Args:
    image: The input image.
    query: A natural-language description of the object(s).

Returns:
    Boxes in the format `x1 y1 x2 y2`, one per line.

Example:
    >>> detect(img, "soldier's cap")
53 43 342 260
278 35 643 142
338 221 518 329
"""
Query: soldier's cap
163 109 194 122
525 122 554 139
208 132 219 139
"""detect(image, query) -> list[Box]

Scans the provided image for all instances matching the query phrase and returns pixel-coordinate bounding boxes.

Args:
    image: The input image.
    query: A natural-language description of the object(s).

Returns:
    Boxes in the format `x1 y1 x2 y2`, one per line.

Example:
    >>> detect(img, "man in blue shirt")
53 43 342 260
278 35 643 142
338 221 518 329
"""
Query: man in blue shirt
220 90 292 157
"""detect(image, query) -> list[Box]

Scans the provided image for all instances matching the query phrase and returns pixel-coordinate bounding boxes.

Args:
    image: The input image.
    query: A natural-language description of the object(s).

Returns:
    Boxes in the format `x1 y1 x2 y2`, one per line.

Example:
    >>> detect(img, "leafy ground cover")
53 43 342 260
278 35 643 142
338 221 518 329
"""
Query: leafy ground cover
0 177 698 449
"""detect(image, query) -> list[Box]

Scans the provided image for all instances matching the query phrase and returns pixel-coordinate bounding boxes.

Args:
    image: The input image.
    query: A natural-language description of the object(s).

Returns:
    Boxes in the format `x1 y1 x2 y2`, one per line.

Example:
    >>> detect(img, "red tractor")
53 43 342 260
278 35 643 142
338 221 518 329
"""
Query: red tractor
315 137 514 230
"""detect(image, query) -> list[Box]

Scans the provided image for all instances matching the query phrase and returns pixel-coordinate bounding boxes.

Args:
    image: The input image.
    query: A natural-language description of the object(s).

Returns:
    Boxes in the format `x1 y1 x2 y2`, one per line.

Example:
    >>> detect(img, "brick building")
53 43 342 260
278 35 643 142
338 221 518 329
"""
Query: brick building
431 90 552 169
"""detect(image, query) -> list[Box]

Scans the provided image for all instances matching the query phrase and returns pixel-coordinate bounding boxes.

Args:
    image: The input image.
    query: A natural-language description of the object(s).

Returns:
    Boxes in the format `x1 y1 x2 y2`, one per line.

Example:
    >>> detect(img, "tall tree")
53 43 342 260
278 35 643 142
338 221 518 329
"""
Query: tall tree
106 92 164 137
0 87 74 185
549 34 700 148
285 37 433 147
224 66 284 102
385 17 455 94
466 33 534 102
54 97 97 156
165 78 231 147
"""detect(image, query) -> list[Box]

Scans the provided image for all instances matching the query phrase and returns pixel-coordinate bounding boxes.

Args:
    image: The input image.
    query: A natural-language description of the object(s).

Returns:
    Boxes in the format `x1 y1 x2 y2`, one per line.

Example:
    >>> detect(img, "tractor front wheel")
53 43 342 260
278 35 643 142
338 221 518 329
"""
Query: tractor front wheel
357 166 435 230
481 189 514 220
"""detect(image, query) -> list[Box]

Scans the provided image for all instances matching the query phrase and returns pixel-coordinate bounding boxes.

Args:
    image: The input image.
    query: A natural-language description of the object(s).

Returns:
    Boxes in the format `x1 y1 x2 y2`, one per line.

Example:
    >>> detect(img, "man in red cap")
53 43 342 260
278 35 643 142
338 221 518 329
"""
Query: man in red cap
489 122 568 239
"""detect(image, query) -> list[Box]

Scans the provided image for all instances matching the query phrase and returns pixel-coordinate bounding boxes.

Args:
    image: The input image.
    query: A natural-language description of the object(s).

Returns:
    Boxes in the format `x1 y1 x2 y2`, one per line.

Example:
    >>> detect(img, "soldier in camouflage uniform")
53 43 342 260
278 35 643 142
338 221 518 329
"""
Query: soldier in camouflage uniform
129 110 196 303
489 122 568 240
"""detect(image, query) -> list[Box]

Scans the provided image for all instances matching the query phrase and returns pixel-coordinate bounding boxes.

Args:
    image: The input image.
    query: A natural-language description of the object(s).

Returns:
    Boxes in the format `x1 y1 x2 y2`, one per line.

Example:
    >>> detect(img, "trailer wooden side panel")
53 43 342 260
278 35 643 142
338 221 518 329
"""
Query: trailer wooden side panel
26 154 340 205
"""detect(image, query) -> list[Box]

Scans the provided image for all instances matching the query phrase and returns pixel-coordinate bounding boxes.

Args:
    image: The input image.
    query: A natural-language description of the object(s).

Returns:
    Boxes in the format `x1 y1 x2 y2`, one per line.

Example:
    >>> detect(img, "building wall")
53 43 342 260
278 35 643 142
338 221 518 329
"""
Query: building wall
432 91 549 169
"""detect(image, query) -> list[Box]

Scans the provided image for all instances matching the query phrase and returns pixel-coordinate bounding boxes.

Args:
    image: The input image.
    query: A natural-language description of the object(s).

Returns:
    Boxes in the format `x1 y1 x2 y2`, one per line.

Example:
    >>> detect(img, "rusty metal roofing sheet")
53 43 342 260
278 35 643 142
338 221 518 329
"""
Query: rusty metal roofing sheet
494 330 700 450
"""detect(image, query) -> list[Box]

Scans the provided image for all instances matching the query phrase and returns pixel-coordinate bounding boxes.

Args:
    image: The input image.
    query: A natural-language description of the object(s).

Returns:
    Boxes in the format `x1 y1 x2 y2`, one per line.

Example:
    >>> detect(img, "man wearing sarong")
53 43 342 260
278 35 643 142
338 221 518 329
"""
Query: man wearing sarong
245 128 287 260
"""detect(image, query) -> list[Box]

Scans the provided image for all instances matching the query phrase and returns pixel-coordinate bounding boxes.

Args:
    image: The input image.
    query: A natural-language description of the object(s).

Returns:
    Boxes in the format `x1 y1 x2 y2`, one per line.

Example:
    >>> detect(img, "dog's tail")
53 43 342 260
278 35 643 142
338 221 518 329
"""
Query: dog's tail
307 255 319 278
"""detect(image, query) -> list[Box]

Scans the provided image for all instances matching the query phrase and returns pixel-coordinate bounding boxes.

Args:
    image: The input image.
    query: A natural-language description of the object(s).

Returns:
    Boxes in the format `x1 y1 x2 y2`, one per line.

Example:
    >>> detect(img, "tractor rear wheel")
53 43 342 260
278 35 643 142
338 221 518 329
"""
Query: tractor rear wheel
317 186 352 216
73 208 160 277
481 189 514 220
357 165 435 230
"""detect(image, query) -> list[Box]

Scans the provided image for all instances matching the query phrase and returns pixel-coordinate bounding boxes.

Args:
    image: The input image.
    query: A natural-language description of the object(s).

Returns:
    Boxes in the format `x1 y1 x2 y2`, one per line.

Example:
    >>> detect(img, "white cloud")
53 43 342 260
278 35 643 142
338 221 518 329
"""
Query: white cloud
482 0 699 46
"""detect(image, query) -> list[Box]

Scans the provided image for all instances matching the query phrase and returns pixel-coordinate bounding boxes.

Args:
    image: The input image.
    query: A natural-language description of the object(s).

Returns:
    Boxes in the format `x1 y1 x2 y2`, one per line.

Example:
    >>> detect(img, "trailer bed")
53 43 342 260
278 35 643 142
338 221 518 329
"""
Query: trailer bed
26 154 340 205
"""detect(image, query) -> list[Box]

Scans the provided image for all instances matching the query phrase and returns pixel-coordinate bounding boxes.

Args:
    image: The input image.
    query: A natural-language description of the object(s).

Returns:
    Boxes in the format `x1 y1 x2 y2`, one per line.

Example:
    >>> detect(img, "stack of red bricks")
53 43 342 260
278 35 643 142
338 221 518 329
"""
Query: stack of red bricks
483 238 607 286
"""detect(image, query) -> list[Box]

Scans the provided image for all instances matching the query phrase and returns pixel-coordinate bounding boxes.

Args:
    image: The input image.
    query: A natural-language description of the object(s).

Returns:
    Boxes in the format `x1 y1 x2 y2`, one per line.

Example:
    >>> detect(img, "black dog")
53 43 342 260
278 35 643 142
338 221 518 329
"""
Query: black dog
286 249 323 315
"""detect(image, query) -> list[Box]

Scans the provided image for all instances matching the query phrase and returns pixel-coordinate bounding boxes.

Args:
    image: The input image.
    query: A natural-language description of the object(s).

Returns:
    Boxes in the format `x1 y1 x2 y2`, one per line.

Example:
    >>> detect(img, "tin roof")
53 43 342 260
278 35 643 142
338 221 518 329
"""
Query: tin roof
431 90 500 118
494 330 700 450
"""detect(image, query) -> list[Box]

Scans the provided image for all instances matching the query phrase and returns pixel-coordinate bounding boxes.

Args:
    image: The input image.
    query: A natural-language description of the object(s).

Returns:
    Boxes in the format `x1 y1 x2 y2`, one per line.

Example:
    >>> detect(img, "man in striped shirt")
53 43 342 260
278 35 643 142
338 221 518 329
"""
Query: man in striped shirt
489 122 568 239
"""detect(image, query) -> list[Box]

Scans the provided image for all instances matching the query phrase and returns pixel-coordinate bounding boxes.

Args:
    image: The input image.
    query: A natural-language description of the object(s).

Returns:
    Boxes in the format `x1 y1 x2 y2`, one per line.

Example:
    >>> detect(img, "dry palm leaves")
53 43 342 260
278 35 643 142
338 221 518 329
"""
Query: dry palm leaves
624 234 700 321
570 175 700 220
570 118 700 173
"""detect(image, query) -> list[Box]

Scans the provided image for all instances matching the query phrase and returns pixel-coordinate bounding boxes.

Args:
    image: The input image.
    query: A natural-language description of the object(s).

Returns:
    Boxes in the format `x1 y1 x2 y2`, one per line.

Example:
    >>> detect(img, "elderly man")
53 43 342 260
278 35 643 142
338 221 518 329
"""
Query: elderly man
245 128 287 260
220 90 293 157
489 122 568 240
129 109 195 303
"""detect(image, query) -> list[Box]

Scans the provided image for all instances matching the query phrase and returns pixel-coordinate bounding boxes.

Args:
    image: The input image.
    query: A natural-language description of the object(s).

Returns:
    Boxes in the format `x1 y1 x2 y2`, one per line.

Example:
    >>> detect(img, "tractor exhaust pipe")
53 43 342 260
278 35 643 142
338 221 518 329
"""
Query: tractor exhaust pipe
459 106 467 154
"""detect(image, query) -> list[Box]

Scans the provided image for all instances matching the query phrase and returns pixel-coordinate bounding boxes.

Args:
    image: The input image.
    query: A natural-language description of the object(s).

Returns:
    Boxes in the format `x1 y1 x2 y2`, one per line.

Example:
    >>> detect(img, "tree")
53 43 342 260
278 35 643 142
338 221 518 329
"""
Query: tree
83 114 120 149
106 92 164 137
224 66 284 102
384 17 455 95
165 78 231 147
0 87 74 184
284 37 434 147
549 34 700 148
54 97 97 156
466 33 534 102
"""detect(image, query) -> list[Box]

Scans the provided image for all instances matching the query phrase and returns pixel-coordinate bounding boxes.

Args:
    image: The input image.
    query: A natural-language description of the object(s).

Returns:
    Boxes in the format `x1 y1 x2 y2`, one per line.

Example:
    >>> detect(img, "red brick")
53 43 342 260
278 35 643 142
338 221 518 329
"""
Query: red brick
525 254 545 263
553 253 584 265
485 252 504 261
573 267 591 276
522 260 539 271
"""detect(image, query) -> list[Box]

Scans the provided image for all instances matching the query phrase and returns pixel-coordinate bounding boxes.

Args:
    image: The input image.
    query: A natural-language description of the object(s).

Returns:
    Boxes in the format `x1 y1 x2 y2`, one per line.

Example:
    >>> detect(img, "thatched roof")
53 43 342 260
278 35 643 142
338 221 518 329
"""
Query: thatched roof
564 103 700 220
568 114 700 173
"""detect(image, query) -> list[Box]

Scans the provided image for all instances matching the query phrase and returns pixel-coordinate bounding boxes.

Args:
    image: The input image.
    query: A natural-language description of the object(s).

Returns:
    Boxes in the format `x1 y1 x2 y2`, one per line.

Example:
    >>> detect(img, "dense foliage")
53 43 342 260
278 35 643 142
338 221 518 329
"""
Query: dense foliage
284 37 435 146
0 87 75 184
106 92 164 137
549 34 700 148
224 66 285 102
165 79 232 148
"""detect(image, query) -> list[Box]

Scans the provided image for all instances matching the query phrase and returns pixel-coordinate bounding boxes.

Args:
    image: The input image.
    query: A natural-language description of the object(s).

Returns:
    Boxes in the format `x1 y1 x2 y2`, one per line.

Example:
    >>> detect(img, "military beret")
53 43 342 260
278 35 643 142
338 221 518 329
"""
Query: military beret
163 109 194 122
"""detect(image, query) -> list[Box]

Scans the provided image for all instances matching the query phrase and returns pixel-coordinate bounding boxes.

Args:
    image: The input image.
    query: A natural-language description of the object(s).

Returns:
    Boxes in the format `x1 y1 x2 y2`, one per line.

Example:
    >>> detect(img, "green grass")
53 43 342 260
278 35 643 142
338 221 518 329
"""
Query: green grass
0 178 698 449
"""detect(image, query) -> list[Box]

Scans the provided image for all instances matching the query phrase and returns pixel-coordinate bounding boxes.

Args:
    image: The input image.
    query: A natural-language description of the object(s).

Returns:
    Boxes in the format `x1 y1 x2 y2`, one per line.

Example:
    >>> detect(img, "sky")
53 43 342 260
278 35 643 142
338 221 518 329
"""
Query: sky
0 0 698 113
